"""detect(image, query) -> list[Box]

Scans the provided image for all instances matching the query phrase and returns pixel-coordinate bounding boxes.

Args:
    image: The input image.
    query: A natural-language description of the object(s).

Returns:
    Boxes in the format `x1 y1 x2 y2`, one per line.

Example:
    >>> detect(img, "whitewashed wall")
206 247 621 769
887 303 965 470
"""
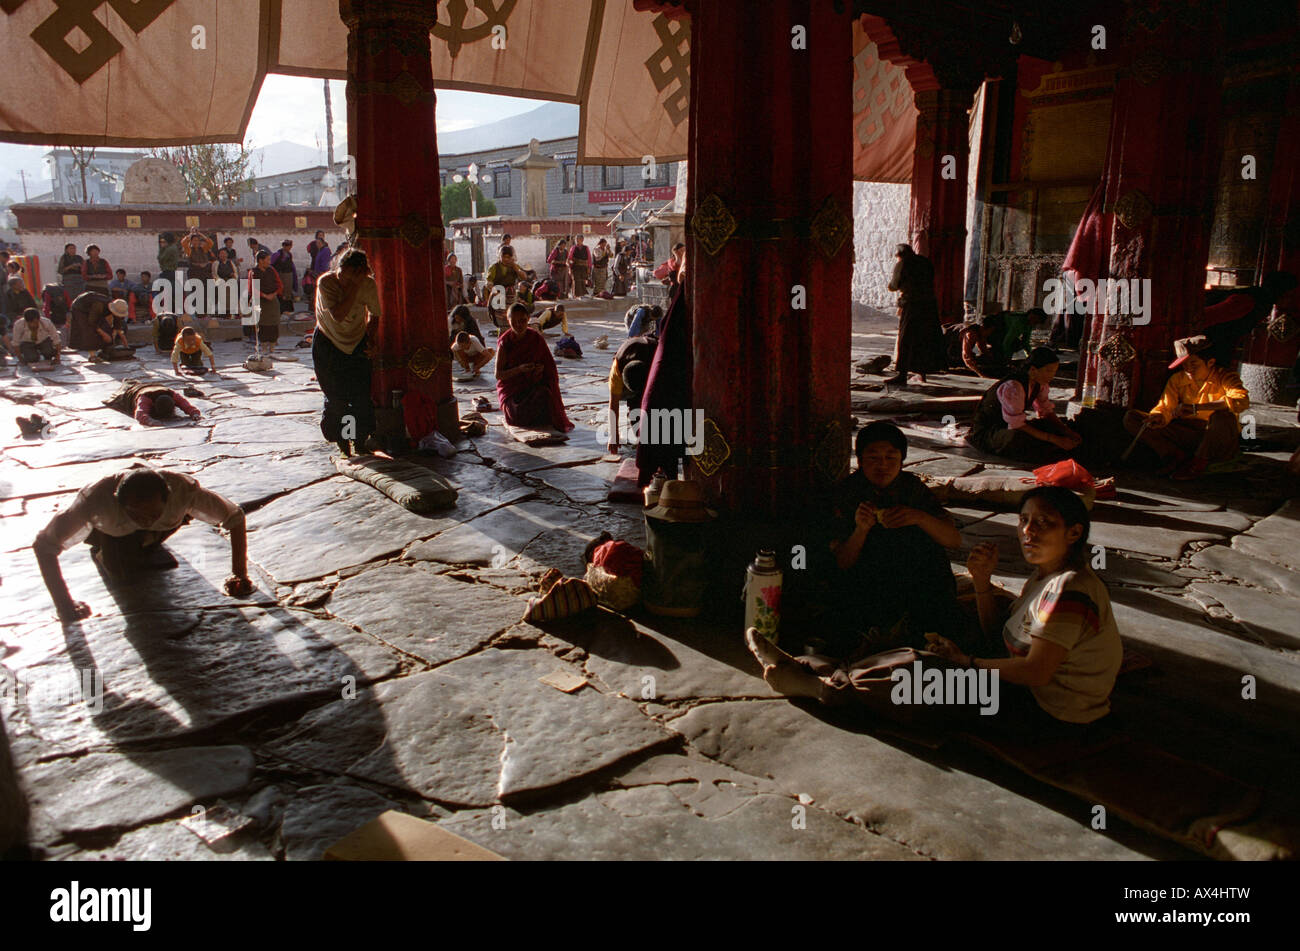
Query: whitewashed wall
852 181 911 310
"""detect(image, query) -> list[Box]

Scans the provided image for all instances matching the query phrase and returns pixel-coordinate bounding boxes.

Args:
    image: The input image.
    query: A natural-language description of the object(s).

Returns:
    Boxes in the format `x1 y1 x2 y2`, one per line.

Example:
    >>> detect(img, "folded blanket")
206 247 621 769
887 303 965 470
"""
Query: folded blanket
335 455 458 513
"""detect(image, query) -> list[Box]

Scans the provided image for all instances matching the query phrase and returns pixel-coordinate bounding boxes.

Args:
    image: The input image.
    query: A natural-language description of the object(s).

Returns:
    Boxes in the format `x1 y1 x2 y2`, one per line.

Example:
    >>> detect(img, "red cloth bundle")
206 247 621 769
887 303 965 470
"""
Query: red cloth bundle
591 540 644 586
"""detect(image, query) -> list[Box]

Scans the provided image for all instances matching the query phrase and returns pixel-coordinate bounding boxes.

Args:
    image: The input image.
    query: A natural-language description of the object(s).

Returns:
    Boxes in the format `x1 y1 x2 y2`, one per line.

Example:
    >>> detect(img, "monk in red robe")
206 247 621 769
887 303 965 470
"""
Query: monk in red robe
495 302 573 432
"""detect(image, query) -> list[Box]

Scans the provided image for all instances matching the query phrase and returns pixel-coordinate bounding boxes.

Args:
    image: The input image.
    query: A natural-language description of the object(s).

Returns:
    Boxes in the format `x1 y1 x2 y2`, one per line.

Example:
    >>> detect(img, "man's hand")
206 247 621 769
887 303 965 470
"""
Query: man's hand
57 600 92 622
1176 402 1197 419
966 541 998 588
1146 413 1169 430
224 574 254 597
880 505 923 529
189 411 201 421
853 502 877 533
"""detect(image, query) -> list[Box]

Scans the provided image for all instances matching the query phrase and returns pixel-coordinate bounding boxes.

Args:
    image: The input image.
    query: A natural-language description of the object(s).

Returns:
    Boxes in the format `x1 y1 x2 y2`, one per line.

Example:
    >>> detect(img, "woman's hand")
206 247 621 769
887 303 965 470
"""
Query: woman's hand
880 505 923 528
853 502 876 533
924 633 970 666
966 541 998 588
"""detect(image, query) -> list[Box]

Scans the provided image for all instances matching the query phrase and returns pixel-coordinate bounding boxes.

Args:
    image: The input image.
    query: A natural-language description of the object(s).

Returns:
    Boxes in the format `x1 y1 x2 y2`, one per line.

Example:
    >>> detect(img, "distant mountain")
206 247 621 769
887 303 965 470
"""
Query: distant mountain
247 140 328 177
436 101 579 155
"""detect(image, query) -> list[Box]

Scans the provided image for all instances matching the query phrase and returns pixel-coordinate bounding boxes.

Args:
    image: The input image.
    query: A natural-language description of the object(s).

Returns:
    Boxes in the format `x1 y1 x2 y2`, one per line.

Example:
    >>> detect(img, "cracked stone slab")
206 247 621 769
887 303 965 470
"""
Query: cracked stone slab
50 816 273 861
23 745 254 836
0 456 141 503
185 451 334 509
2 424 213 468
5 604 401 762
326 563 530 666
1087 508 1252 560
406 500 582 567
1187 583 1300 650
560 610 781 703
208 414 323 446
1232 500 1300 572
436 782 922 860
278 783 405 861
536 462 622 504
1109 586 1300 728
668 701 1162 860
1095 552 1193 589
265 648 674 807
472 430 608 473
247 476 474 583
1190 545 1300 596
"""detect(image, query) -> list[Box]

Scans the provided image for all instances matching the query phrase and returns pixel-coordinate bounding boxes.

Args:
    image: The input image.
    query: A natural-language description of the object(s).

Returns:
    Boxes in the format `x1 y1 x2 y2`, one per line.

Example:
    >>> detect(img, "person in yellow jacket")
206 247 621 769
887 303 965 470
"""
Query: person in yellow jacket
171 326 216 375
1122 335 1249 480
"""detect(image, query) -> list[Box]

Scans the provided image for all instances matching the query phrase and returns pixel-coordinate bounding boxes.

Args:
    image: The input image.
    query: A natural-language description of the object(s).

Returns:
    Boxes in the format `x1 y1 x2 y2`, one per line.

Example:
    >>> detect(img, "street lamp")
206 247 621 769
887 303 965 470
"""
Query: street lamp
452 162 493 218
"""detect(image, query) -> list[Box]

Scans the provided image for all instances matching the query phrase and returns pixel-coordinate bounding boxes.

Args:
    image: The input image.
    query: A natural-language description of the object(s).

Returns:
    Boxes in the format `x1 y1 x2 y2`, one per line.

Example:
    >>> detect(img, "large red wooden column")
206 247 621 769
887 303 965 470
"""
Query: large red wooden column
685 0 854 515
1243 71 1300 370
341 0 454 434
1080 9 1223 410
908 85 975 325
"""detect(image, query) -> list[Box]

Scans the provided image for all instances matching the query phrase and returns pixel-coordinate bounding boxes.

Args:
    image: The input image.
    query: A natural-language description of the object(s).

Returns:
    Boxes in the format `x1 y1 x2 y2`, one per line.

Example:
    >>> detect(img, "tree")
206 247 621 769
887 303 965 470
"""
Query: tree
440 180 496 226
147 144 254 205
66 146 96 203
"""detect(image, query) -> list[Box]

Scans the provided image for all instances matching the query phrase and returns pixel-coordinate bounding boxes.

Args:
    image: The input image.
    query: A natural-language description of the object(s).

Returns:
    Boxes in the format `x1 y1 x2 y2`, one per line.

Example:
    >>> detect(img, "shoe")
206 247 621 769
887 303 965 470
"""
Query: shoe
883 373 908 386
1171 457 1208 481
335 439 352 457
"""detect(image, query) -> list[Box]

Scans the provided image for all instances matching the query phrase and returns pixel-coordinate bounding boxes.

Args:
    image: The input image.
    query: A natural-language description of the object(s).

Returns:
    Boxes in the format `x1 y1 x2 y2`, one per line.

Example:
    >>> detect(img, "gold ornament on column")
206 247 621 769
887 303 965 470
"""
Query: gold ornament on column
690 194 738 256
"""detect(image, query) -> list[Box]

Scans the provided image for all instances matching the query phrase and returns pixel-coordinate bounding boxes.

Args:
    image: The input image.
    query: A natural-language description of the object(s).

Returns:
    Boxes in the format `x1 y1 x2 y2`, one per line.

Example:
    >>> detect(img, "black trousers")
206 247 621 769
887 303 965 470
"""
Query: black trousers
19 338 56 363
313 331 374 446
87 523 182 574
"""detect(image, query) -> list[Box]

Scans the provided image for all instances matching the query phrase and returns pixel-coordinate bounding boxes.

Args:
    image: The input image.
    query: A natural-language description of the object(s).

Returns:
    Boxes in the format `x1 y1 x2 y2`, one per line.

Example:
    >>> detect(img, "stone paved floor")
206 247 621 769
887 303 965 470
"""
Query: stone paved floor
2 300 1298 861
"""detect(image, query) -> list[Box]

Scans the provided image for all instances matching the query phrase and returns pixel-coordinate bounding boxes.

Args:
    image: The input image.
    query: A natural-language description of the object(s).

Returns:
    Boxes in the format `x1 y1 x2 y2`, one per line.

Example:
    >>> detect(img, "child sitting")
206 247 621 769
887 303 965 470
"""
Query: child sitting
172 327 216 375
451 330 495 375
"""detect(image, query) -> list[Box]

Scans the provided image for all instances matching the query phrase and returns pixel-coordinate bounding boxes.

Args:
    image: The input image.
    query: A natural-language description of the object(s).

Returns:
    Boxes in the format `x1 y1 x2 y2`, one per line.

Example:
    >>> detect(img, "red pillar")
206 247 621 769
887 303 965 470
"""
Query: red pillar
1243 72 1300 369
1080 11 1223 410
685 0 854 514
908 85 974 325
341 0 455 434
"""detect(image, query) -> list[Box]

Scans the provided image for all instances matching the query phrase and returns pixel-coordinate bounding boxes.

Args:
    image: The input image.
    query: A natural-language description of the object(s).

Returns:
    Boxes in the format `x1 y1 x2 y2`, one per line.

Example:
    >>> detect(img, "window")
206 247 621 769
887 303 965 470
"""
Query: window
493 167 511 198
440 171 447 187
562 160 583 194
643 160 671 187
602 166 623 189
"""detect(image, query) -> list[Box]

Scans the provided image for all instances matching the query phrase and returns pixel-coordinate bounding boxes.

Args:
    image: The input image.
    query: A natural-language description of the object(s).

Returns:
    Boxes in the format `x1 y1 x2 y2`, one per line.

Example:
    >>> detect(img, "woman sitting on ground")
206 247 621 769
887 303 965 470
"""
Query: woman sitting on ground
968 346 1081 464
827 421 964 649
748 485 1121 737
494 302 573 433
449 304 485 346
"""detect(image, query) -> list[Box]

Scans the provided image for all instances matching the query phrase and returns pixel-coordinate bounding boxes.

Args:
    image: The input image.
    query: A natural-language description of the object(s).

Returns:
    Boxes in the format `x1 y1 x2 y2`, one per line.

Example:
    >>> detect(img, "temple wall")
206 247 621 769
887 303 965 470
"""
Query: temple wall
852 181 911 309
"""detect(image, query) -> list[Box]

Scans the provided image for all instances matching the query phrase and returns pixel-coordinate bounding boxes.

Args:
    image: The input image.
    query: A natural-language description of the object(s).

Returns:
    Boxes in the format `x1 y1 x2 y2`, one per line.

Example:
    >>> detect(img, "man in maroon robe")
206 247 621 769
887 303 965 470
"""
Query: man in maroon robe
495 303 573 432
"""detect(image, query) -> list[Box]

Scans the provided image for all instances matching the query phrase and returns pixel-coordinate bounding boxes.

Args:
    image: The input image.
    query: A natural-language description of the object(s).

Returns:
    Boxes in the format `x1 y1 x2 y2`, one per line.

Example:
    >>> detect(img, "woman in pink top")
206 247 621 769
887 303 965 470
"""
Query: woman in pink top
968 347 1082 463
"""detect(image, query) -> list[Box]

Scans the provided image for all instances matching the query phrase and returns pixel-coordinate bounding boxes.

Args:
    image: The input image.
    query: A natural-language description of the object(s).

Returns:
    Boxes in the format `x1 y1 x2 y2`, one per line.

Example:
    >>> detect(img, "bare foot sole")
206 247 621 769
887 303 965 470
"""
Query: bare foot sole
745 628 826 701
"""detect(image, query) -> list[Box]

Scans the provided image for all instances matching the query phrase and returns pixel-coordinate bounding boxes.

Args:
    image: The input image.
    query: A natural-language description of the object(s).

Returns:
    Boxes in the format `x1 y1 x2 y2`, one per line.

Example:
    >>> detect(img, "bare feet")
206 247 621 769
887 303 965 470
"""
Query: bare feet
745 628 826 700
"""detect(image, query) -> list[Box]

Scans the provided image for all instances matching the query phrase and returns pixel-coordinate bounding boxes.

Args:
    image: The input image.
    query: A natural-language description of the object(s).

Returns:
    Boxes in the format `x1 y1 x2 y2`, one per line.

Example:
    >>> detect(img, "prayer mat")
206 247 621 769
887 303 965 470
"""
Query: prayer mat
504 423 568 446
920 472 1096 509
957 730 1282 860
608 457 642 502
335 455 458 513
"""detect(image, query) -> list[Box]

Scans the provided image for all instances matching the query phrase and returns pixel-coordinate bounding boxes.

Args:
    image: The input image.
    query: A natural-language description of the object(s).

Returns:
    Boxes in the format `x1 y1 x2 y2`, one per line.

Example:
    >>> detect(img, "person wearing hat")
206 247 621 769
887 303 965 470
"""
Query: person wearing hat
171 326 216 375
92 298 131 352
12 307 62 365
825 421 965 653
1122 334 1249 480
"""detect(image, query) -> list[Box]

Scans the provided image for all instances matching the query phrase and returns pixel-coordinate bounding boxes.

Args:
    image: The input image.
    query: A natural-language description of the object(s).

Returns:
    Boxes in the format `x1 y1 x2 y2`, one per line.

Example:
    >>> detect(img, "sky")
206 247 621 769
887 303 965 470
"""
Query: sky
0 76 546 202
